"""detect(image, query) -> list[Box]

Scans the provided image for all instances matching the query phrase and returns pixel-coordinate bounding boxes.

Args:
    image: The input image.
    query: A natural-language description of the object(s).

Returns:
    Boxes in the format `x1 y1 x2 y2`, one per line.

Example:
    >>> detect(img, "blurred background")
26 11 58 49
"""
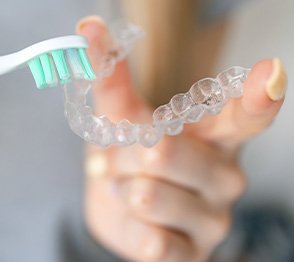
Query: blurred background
0 0 293 261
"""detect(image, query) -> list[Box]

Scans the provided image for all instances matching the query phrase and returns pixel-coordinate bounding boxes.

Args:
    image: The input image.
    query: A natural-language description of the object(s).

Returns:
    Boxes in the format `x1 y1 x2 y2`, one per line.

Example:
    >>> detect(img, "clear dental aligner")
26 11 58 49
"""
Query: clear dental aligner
64 22 250 148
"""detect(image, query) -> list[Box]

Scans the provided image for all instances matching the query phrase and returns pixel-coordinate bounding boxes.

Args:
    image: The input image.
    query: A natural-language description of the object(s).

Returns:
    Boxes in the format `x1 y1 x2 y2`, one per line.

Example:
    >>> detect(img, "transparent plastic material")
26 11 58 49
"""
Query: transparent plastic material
63 22 251 148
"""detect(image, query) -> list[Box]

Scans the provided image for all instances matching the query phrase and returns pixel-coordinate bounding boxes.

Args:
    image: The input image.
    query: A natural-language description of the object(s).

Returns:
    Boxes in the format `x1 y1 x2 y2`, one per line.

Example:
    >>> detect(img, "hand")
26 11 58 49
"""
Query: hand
77 16 287 262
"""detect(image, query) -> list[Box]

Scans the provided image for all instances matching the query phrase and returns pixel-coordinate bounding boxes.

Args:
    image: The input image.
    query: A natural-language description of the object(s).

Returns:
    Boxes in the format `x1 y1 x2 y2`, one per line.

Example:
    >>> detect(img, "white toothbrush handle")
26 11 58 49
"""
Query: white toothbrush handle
0 35 89 75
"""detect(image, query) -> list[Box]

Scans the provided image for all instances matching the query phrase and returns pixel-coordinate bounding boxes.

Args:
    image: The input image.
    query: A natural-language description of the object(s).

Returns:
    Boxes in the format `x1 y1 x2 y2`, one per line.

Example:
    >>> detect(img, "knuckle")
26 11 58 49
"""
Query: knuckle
132 177 159 212
192 251 211 262
224 166 247 202
208 212 232 245
195 192 234 248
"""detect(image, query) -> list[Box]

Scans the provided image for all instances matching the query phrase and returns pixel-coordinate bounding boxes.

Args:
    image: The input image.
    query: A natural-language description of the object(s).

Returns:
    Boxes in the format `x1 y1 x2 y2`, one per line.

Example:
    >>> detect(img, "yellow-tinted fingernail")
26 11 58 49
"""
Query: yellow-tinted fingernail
266 58 288 101
85 153 108 178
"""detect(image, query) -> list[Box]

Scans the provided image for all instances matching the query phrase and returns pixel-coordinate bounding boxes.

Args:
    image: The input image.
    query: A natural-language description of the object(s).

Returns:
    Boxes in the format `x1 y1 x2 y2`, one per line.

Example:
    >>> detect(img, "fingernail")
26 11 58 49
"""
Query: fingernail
76 15 113 58
143 234 165 260
129 190 146 208
128 181 149 209
119 180 148 209
266 58 288 101
85 153 108 178
76 15 106 33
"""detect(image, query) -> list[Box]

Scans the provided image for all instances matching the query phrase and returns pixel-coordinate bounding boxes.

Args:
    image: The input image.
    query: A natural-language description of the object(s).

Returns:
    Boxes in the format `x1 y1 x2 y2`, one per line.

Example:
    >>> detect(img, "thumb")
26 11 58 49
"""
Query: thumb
76 16 150 123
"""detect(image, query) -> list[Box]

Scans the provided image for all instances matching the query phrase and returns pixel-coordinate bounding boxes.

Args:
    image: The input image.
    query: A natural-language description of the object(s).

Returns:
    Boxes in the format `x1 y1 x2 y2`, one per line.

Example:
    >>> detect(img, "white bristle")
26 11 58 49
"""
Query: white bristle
66 49 84 79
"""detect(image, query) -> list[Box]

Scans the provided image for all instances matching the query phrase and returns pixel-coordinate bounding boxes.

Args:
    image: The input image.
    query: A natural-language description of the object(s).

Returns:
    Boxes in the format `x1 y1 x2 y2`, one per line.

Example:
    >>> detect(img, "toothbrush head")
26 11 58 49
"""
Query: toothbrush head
0 35 96 89
28 48 96 89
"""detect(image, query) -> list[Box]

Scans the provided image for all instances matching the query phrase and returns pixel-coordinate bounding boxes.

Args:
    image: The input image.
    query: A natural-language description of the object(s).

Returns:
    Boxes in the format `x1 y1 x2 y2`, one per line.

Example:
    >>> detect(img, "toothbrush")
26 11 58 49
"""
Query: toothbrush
0 35 96 89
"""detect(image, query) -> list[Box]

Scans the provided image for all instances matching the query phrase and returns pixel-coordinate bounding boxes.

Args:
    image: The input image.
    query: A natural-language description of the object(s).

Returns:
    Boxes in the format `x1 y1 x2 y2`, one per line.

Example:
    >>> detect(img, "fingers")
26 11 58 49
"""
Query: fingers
234 58 287 141
85 161 233 261
193 59 287 148
111 136 246 207
76 16 111 66
116 176 231 249
76 16 149 122
77 18 287 151
120 217 196 262
86 176 199 262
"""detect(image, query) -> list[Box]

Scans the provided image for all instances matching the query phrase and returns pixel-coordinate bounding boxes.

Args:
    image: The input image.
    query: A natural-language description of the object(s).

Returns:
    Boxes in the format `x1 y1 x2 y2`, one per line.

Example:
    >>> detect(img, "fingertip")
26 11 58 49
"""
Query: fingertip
76 17 149 122
76 15 107 35
76 15 112 52
242 58 287 115
75 16 113 74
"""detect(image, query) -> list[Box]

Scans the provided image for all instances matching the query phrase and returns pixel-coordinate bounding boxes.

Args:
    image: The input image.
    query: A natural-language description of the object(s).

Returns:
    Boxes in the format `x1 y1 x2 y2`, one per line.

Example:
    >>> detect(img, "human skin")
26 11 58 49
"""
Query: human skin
77 17 287 262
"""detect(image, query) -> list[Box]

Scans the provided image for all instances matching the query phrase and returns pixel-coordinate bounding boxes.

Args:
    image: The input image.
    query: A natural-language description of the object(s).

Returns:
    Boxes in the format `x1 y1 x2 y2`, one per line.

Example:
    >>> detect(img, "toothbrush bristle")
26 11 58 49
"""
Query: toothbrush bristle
51 50 71 84
66 48 96 81
28 58 47 89
39 54 58 87
28 48 96 89
78 48 96 81
66 49 86 79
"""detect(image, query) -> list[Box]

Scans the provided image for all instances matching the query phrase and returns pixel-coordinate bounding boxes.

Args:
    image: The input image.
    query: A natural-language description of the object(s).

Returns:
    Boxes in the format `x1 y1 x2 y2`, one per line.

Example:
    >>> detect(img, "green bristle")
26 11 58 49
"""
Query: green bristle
28 58 47 89
78 48 96 80
39 54 58 88
51 50 71 84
